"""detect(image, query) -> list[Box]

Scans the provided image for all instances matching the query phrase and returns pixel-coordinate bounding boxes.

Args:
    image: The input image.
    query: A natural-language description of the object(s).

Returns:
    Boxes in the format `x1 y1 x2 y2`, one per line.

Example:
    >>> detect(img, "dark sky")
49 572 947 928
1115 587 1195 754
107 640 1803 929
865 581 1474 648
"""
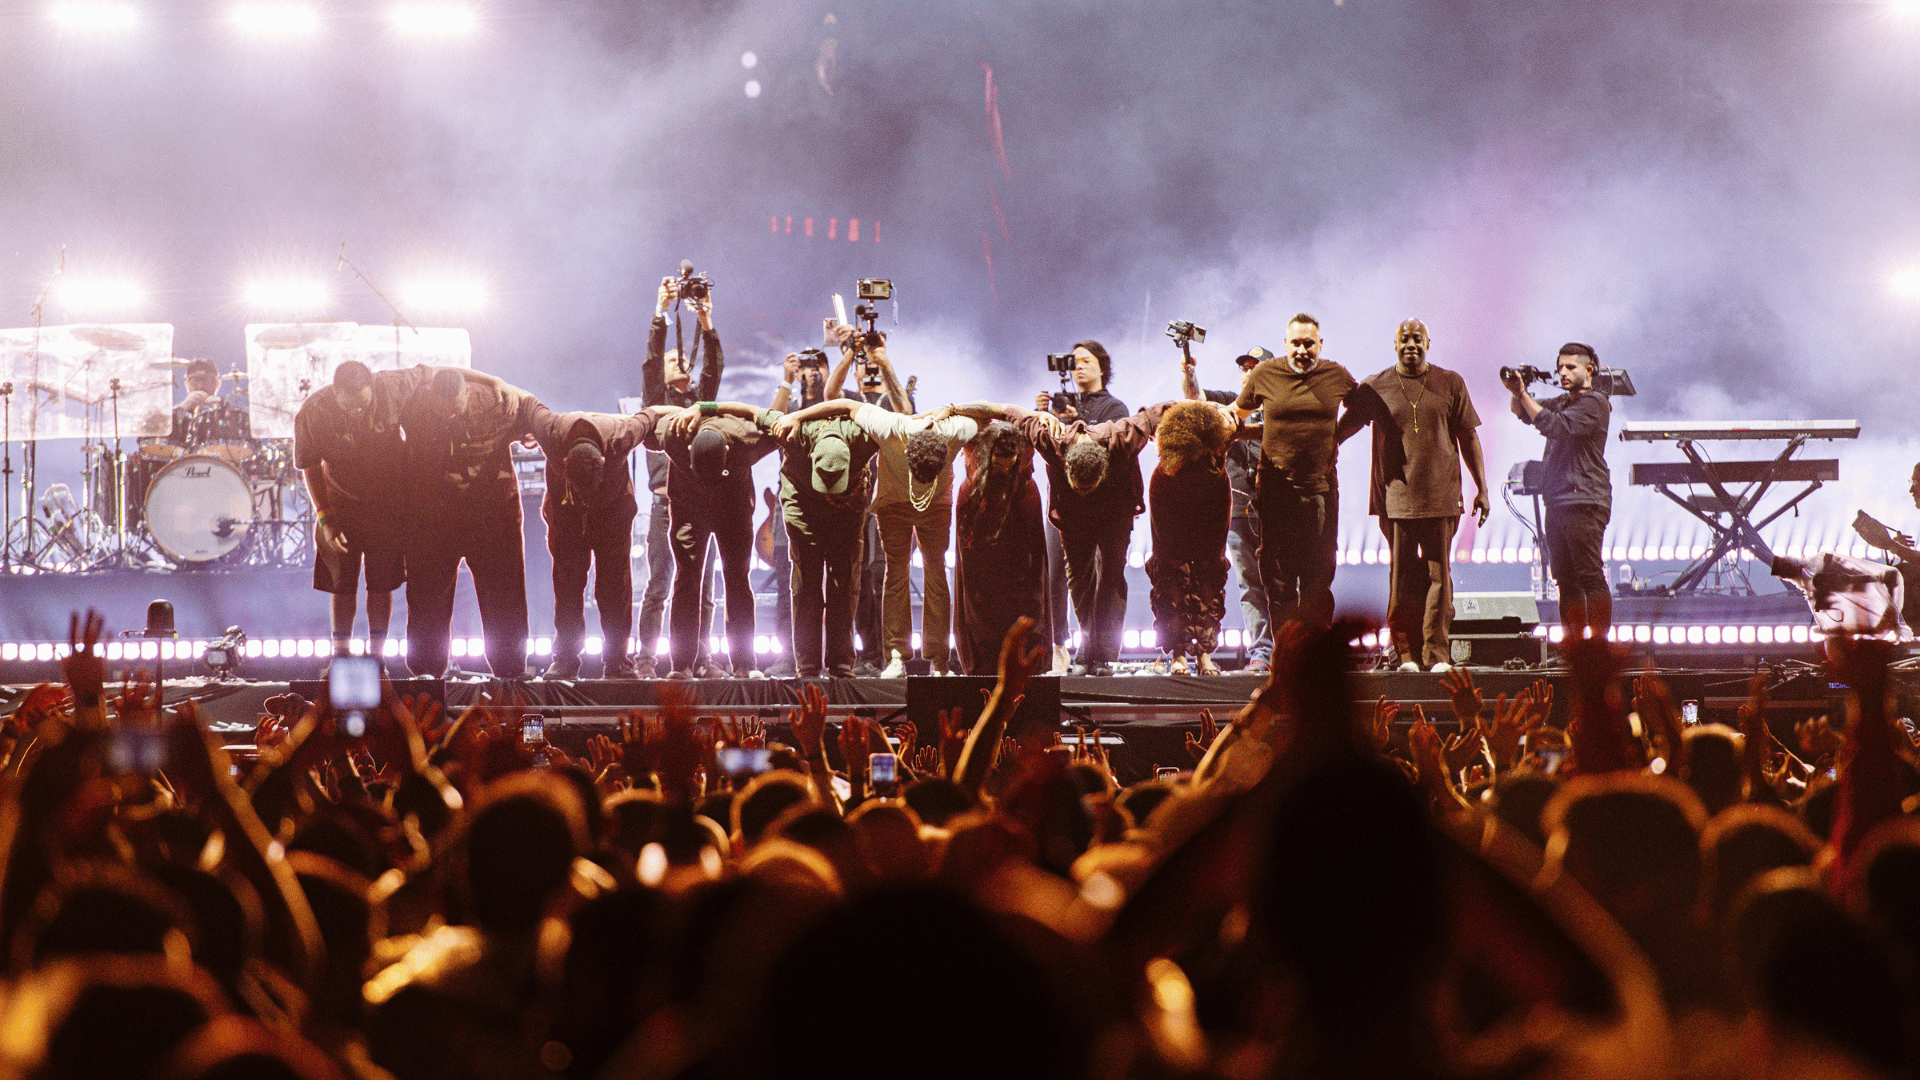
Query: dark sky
2 0 1915 551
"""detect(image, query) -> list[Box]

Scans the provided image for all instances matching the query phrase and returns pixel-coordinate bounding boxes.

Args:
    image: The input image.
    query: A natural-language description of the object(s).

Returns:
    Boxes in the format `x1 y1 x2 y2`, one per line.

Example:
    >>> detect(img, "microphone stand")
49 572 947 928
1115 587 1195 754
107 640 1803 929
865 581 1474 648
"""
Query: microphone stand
336 241 417 368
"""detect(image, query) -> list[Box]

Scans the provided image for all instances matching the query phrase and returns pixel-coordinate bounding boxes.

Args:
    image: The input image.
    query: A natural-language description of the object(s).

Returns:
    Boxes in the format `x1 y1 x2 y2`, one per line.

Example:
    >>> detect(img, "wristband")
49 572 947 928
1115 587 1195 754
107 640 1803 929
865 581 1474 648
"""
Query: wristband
699 401 718 417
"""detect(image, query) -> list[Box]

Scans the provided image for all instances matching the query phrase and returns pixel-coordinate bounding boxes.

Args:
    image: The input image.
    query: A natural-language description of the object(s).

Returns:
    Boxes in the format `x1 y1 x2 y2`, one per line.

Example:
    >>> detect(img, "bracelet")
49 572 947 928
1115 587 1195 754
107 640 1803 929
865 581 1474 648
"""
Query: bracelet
699 401 718 417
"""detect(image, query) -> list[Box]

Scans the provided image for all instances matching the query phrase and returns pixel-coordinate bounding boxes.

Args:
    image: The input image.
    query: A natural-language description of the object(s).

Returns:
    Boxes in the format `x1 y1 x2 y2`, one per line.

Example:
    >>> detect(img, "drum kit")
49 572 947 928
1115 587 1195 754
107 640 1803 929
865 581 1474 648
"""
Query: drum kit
8 368 314 573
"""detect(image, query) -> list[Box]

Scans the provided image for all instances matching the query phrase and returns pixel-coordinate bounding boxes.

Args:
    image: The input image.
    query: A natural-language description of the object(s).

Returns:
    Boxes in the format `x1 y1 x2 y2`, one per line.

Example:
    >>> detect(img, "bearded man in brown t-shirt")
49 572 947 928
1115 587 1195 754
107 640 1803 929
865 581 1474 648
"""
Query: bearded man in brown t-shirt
1233 314 1356 631
1337 319 1489 671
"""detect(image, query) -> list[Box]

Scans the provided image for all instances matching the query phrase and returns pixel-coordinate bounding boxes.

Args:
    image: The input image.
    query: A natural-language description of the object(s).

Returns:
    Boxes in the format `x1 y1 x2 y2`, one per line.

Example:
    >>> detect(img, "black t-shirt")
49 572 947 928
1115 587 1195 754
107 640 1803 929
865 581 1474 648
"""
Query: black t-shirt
1532 391 1611 508
1070 388 1129 424
399 367 532 508
292 370 420 506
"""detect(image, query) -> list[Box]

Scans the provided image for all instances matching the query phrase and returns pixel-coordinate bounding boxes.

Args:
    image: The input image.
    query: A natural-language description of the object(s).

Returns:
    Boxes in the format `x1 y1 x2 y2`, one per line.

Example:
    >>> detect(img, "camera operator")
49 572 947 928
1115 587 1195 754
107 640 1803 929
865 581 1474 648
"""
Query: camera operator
639 274 725 677
1036 341 1127 671
1182 346 1273 673
1503 343 1612 642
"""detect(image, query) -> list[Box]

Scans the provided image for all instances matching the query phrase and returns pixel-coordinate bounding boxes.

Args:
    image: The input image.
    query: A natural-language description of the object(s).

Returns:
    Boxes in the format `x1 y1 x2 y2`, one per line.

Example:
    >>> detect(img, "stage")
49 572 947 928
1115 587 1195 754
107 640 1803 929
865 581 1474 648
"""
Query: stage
3 663 1894 785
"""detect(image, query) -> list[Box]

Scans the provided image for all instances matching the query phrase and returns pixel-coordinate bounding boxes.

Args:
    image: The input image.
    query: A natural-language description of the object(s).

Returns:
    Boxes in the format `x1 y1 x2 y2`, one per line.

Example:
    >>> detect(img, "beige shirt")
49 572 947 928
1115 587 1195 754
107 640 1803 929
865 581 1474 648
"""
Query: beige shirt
852 403 979 514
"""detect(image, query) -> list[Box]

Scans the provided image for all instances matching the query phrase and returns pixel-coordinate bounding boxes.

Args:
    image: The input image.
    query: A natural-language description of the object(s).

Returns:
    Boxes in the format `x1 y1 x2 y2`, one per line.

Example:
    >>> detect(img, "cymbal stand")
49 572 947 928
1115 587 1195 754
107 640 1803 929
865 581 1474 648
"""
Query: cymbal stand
19 250 63 572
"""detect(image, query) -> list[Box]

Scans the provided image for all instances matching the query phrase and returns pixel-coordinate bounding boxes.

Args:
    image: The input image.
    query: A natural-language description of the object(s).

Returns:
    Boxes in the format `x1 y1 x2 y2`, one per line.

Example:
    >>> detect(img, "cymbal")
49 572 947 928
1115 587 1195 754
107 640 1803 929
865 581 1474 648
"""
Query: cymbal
70 326 148 350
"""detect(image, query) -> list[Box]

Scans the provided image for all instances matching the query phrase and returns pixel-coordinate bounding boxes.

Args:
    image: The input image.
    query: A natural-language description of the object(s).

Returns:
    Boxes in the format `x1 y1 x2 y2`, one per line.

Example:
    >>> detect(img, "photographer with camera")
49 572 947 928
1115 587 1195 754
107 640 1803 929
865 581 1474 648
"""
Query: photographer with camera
1503 343 1612 643
1035 341 1127 670
639 269 726 677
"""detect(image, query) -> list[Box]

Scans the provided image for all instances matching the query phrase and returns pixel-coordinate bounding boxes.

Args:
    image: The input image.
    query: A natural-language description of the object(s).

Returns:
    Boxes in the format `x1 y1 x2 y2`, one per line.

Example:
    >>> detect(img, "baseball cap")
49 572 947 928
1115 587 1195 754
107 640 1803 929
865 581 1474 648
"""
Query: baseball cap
689 427 730 482
809 434 852 495
1235 346 1277 367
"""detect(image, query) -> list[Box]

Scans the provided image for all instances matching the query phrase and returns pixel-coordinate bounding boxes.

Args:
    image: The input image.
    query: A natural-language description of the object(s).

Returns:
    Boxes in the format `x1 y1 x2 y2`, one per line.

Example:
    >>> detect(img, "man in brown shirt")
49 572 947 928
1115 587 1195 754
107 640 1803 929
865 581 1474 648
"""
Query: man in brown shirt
941 398 1170 674
1233 314 1357 631
1336 319 1489 671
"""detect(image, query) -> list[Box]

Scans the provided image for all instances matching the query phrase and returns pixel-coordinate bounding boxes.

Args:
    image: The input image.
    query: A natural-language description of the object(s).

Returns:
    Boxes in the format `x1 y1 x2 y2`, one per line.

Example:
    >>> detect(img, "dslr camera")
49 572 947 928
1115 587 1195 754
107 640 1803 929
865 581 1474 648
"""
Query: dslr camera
795 347 829 371
676 260 713 302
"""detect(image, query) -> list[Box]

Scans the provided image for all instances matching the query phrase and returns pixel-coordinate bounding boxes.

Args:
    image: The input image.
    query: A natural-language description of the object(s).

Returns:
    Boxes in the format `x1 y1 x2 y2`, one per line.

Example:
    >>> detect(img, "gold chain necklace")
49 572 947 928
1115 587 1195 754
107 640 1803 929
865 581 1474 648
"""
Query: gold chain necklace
1396 368 1428 435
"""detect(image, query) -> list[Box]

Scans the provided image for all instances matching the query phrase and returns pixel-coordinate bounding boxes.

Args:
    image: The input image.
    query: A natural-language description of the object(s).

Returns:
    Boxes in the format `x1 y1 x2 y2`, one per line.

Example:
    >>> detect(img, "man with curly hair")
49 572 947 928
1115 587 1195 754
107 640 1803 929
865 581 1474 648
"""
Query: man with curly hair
953 422 1049 674
1147 401 1238 674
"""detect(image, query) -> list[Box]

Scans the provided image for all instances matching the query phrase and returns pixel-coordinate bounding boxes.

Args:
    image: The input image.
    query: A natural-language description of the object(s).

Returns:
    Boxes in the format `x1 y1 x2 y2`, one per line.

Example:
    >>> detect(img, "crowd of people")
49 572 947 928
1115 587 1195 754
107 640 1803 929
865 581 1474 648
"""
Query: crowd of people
0 604 1913 1078
290 281 1629 682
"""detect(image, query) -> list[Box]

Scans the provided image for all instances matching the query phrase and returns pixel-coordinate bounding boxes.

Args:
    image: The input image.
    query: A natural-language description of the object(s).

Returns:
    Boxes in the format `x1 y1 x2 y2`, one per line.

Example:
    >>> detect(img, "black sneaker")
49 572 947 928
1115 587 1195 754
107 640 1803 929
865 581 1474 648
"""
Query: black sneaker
545 655 581 680
602 655 638 680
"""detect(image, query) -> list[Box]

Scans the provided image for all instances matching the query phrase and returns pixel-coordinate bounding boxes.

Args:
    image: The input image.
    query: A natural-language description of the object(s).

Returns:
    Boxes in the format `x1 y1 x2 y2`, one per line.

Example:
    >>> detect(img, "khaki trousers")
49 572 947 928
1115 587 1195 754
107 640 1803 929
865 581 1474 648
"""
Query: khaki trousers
877 502 953 667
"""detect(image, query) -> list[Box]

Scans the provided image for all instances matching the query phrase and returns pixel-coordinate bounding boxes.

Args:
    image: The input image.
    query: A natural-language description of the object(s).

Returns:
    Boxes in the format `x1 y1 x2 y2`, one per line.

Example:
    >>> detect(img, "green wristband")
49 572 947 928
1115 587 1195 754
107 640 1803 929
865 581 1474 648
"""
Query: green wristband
700 401 718 417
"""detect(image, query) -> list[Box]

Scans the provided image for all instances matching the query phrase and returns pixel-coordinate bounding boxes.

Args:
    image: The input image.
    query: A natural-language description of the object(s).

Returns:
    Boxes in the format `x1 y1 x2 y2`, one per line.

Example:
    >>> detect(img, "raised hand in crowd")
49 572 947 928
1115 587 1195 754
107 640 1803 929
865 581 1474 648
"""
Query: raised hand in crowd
1186 708 1220 763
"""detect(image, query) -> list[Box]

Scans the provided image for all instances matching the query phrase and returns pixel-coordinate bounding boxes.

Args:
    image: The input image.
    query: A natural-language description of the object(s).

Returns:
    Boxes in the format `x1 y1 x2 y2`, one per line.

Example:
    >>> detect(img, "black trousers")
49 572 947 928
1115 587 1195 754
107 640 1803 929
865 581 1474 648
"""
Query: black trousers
854 514 885 665
1256 473 1338 631
406 498 529 678
669 497 756 675
789 514 865 676
546 499 637 666
1386 516 1458 668
636 495 712 664
1543 502 1610 597
1059 519 1133 666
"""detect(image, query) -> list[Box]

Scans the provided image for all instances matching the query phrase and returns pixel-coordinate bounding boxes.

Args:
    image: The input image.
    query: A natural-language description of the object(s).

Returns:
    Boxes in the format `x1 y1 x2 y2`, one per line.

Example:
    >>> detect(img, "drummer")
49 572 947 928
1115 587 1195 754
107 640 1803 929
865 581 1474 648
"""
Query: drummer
169 357 228 445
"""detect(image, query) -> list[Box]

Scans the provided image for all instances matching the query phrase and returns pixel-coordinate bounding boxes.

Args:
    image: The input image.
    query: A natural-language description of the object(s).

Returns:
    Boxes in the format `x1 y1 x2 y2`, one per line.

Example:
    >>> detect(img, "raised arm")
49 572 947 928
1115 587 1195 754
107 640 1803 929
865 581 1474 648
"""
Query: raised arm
643 278 672 407
693 294 724 401
954 616 1047 799
823 322 857 402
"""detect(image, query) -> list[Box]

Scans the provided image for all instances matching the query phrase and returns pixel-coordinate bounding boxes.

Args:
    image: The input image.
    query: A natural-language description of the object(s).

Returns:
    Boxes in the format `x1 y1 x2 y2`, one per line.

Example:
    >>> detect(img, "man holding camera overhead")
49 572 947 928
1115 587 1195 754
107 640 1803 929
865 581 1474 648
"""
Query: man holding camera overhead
639 271 725 677
1336 319 1488 672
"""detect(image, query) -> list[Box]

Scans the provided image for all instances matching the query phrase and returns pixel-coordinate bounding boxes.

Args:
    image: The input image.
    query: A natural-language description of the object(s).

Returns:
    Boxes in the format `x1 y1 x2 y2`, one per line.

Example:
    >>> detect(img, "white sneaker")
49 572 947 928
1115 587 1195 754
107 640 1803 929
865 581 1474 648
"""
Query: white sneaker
1430 662 1453 673
1048 644 1071 675
1397 661 1420 673
879 650 907 679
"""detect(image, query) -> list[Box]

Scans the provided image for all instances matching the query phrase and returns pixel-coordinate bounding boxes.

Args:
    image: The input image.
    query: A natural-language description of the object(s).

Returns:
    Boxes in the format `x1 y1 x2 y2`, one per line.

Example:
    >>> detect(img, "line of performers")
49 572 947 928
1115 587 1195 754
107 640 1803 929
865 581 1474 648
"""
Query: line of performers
294 291 1618 680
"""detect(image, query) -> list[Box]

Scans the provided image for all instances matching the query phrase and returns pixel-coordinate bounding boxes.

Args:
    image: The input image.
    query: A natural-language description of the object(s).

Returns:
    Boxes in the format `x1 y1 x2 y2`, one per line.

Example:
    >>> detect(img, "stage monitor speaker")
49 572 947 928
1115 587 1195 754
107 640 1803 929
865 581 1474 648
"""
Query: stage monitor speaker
1453 592 1541 635
907 675 1061 743
288 675 446 713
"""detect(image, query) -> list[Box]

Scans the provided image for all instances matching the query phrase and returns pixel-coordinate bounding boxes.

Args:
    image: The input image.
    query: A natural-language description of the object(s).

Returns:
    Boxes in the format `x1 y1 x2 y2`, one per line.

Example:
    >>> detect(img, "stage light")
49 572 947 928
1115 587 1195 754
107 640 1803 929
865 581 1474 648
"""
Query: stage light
741 51 757 68
52 280 144 310
744 80 762 98
389 5 476 34
245 281 329 309
49 3 137 29
232 4 319 33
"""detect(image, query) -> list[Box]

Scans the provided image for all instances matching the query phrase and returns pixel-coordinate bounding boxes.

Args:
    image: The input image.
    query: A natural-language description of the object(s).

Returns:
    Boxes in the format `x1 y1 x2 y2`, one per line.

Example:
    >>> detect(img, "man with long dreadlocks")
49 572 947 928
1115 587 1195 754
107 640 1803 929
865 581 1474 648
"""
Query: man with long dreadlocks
953 421 1049 675
1146 400 1239 674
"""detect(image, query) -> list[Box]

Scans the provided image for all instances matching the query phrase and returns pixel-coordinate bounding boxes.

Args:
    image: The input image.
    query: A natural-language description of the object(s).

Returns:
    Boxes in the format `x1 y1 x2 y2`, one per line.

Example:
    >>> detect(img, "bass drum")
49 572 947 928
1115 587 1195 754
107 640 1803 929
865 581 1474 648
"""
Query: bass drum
144 454 255 563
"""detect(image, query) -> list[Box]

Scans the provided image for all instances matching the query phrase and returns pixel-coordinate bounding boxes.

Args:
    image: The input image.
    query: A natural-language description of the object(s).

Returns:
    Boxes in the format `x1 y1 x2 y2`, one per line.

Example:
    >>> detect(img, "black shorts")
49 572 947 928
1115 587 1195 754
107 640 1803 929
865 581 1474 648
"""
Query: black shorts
1543 501 1610 595
313 505 407 594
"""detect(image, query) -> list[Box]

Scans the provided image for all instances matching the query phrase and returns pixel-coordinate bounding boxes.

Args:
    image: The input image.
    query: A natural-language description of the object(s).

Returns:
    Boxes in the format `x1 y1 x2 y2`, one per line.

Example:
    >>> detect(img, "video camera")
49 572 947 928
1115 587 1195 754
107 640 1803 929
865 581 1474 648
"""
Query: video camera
1166 321 1206 347
1500 364 1637 397
1046 351 1079 413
